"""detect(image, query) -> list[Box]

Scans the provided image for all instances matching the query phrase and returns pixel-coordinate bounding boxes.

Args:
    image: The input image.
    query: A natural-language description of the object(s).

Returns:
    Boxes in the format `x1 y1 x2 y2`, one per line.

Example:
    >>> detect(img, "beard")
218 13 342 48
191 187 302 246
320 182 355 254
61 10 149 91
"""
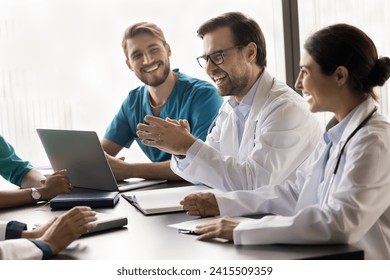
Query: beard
215 70 250 97
137 61 171 87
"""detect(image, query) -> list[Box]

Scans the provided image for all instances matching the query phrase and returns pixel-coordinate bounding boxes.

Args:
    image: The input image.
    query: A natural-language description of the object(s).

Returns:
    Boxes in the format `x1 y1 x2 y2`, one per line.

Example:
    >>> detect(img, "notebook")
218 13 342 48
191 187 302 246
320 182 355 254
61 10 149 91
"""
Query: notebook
36 128 167 194
122 185 221 215
86 211 128 235
50 191 120 209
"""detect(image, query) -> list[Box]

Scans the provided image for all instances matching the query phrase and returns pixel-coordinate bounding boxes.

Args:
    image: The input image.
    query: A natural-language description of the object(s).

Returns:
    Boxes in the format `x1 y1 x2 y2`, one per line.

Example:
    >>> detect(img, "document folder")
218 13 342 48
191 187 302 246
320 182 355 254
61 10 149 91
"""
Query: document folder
32 211 128 235
50 191 120 209
122 185 221 215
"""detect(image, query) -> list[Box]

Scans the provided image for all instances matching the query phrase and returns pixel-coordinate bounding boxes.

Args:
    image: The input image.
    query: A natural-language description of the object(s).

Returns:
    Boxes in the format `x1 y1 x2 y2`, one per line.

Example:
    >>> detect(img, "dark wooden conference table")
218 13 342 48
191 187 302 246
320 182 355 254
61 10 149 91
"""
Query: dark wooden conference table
0 181 364 260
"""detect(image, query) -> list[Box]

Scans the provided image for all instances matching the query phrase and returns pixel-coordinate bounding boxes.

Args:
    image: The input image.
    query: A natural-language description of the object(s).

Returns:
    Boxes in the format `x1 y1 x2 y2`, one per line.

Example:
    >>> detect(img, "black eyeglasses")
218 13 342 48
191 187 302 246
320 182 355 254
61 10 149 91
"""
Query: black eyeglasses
196 45 243 68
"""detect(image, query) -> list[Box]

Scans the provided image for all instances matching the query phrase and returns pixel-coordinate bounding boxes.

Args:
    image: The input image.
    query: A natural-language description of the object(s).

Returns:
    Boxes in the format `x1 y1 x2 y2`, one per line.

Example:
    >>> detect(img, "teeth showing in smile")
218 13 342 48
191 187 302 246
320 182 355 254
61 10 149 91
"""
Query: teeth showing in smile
144 64 159 73
213 74 227 85
303 93 312 102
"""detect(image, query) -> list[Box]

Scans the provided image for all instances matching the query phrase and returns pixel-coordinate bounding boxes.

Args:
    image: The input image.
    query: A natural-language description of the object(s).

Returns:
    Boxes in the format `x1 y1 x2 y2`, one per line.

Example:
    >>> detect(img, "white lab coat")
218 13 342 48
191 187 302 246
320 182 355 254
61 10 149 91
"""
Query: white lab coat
216 98 390 259
171 69 322 191
0 221 43 260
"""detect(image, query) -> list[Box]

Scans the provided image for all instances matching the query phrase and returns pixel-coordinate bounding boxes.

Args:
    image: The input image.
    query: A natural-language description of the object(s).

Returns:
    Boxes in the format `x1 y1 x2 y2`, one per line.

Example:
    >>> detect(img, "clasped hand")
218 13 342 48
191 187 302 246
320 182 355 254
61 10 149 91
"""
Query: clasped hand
136 115 197 155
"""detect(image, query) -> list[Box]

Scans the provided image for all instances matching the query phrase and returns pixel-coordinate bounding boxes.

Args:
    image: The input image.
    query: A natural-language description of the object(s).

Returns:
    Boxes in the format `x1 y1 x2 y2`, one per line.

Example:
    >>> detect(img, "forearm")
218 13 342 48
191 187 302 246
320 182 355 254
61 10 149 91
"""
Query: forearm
20 169 45 189
2 220 49 259
0 189 35 209
178 143 260 191
0 239 43 260
233 205 357 246
216 182 298 217
127 161 184 181
101 138 123 156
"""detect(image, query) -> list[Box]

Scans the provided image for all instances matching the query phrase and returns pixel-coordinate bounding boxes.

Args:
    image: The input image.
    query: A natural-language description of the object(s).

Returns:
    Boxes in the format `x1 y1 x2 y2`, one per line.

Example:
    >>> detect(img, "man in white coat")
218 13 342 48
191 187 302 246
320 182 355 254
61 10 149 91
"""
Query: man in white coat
180 24 390 260
137 12 322 191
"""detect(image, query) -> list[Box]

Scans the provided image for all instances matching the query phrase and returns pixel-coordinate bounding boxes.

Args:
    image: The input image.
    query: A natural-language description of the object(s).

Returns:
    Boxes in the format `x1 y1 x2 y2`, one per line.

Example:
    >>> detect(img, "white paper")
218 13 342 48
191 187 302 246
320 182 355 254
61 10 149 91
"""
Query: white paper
169 216 254 231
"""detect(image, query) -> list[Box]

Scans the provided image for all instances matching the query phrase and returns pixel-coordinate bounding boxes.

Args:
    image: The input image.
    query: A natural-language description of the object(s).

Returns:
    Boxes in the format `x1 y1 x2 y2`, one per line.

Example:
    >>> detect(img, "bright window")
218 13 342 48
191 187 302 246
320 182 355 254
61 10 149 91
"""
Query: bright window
0 0 284 165
297 0 390 126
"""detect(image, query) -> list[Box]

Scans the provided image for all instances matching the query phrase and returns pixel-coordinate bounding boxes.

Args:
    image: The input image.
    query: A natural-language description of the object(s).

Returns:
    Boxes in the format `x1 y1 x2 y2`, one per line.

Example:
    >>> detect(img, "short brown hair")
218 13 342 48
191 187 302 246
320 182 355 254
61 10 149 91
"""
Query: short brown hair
122 22 166 58
197 12 267 67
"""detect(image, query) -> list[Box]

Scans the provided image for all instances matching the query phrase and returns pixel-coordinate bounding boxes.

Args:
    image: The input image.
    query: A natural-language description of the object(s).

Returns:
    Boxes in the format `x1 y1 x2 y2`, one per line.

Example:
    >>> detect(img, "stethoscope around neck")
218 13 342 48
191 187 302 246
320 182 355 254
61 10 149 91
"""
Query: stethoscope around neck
321 106 378 207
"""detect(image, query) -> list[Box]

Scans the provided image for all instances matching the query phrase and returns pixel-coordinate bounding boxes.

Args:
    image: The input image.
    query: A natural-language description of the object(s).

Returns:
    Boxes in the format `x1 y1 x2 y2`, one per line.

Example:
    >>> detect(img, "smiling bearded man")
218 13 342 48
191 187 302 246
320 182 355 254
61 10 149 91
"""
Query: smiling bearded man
101 22 223 182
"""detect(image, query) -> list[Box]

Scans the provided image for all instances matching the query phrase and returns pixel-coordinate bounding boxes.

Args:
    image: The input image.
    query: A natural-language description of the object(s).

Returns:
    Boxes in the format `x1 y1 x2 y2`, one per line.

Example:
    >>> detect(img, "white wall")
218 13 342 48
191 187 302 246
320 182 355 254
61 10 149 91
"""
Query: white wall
298 0 390 124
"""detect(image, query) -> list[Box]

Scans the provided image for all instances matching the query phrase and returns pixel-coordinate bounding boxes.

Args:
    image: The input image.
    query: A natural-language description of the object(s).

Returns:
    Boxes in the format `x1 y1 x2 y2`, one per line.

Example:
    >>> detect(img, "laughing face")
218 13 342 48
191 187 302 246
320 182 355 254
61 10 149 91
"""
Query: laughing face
125 33 171 87
295 50 340 114
202 27 250 99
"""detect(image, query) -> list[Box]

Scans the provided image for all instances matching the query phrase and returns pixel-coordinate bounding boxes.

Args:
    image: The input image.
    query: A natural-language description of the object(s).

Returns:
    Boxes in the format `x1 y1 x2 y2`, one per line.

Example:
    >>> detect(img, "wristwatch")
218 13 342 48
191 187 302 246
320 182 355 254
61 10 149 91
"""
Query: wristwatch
31 188 41 202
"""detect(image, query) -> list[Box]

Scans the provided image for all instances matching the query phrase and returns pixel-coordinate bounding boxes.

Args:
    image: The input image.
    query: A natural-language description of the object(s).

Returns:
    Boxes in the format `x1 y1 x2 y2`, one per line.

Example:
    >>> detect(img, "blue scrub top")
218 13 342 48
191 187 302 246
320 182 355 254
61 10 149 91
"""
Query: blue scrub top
0 135 33 186
104 69 222 162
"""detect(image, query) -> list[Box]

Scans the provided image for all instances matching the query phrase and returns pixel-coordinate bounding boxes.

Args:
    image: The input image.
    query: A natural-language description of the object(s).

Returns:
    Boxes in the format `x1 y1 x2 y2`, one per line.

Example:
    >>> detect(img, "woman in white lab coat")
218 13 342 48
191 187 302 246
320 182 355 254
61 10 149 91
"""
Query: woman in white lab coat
180 23 390 260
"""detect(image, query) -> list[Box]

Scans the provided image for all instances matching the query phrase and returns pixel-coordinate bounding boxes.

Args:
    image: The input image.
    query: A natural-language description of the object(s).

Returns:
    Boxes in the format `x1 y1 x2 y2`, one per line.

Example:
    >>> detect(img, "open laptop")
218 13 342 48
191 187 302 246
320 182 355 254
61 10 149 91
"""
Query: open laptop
36 128 166 193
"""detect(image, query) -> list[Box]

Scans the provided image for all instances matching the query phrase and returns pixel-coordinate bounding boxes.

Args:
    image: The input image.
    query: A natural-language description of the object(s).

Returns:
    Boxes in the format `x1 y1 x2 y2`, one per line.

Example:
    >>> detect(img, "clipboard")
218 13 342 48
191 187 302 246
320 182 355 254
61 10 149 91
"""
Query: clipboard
122 185 220 215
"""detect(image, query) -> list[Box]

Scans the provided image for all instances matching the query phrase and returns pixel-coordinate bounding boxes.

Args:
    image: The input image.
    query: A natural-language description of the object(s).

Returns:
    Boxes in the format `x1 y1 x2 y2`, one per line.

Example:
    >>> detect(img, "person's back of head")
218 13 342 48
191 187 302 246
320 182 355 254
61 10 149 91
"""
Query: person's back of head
197 11 267 68
304 23 390 100
122 22 167 58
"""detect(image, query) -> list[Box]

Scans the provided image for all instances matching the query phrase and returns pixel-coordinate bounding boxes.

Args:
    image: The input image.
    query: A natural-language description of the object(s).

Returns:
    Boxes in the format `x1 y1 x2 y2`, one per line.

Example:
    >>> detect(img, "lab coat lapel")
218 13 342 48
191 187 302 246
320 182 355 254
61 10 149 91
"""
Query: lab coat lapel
327 99 376 174
319 98 377 205
238 70 274 159
219 102 240 157
296 140 330 209
338 98 377 146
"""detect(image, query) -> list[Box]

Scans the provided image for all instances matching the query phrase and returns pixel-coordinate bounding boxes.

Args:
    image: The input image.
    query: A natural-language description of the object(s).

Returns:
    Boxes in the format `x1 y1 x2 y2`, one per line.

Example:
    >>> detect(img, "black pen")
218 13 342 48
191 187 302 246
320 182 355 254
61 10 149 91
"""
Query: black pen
178 229 197 235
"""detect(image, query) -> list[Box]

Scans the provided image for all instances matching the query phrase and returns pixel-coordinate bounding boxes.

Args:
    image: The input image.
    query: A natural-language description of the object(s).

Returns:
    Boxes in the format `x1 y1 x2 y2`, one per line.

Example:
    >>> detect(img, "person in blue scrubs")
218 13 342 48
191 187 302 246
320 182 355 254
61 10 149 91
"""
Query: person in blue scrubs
102 22 223 181
0 134 72 208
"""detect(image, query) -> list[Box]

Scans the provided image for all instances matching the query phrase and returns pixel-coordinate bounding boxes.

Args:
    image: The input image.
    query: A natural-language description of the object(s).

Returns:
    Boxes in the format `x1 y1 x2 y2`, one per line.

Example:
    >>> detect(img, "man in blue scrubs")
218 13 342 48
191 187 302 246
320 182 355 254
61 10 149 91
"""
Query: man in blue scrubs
102 22 222 181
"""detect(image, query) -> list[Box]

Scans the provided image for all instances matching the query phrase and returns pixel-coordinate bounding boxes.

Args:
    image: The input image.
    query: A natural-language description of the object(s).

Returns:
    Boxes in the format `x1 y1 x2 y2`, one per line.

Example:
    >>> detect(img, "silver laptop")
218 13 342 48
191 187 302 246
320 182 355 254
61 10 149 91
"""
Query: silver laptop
36 128 166 192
